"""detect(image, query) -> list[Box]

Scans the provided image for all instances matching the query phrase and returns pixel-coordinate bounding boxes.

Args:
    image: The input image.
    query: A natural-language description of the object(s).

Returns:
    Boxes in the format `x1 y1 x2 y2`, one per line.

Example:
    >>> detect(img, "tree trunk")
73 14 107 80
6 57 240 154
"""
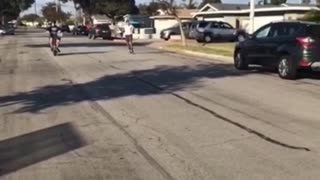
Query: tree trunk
175 17 187 47
73 2 78 25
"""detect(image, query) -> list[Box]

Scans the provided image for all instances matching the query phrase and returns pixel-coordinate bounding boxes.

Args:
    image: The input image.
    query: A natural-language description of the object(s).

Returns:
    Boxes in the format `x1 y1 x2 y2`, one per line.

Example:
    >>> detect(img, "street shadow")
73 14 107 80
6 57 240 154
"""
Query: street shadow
0 123 87 176
25 41 152 48
58 51 107 56
297 70 320 80
0 63 259 113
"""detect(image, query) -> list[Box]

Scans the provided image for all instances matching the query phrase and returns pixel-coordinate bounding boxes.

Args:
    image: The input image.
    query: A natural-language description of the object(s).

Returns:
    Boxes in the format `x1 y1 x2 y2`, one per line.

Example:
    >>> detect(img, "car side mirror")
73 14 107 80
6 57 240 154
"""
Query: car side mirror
246 34 254 40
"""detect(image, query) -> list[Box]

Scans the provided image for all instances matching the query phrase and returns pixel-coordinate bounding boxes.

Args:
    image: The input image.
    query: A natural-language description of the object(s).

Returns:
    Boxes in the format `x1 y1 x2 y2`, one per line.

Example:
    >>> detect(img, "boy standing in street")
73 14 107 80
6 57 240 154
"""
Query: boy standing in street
124 21 134 54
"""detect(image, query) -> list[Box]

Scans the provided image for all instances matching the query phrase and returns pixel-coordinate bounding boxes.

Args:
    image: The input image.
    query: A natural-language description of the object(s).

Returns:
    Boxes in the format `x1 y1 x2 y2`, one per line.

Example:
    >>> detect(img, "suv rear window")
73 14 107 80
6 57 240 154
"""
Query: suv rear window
198 22 209 28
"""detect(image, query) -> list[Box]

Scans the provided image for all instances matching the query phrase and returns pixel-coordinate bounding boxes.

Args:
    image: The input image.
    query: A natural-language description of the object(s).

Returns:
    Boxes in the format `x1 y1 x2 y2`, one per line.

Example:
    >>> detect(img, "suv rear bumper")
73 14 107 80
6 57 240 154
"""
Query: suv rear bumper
96 31 111 38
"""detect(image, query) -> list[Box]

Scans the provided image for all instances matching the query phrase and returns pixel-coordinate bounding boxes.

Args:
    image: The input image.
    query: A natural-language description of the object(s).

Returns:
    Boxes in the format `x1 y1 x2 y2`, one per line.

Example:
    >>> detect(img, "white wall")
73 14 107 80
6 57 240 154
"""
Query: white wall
154 19 179 39
203 18 224 21
241 15 284 33
254 16 284 30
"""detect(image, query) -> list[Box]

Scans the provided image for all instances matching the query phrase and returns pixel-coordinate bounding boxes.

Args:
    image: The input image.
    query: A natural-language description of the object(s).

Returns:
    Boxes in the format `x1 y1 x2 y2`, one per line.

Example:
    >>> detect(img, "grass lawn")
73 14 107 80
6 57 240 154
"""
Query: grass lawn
167 42 235 57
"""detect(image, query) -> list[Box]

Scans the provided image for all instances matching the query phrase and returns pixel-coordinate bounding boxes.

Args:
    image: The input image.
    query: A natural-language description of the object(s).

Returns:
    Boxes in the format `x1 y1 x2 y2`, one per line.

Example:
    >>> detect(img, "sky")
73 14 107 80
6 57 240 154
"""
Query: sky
21 0 309 16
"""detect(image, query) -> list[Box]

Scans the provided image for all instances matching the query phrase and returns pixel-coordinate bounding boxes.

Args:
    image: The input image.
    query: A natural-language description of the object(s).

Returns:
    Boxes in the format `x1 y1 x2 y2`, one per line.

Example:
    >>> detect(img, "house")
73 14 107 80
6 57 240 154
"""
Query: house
123 14 152 28
192 3 320 32
150 9 198 39
21 20 39 27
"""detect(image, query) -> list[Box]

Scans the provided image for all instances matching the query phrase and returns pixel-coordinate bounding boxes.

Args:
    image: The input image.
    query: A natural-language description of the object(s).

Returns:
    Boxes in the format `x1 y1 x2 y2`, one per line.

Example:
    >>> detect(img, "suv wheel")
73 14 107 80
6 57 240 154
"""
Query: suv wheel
278 56 297 80
234 50 248 70
204 34 212 43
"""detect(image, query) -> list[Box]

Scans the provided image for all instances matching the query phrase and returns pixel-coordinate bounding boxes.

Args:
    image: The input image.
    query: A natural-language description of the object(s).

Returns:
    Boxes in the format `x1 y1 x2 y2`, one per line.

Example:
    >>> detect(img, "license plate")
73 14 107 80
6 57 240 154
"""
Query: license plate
102 31 106 33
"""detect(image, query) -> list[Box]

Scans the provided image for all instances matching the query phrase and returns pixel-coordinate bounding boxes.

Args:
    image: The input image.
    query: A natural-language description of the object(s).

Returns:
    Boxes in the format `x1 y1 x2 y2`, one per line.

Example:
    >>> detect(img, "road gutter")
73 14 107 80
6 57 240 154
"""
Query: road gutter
152 45 233 63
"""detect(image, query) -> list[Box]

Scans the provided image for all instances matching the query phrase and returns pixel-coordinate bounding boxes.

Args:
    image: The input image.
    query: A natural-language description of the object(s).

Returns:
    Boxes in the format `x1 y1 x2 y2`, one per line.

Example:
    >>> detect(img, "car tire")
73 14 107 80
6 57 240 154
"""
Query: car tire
204 34 212 43
234 50 248 70
278 56 297 80
164 35 171 41
237 34 245 42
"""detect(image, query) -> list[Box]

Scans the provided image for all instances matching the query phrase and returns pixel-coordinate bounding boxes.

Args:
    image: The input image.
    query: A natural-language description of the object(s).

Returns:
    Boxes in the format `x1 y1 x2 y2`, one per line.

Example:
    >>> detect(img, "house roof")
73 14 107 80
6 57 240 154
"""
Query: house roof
283 3 318 8
150 9 198 19
200 3 318 12
195 3 320 17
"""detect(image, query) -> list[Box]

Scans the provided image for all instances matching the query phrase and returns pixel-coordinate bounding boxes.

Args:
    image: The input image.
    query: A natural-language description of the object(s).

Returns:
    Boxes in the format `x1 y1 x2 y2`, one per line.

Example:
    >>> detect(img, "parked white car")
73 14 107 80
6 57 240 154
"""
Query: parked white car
0 29 6 35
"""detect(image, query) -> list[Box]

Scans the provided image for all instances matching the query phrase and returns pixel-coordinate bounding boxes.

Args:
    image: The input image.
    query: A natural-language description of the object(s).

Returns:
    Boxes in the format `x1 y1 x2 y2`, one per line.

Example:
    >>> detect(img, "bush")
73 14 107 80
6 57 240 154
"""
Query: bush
65 19 75 25
300 10 320 22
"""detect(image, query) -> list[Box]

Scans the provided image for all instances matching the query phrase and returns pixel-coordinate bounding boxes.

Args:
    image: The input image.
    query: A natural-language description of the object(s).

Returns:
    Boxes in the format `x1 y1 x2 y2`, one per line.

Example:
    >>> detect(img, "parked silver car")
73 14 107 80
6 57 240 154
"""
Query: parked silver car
194 21 246 43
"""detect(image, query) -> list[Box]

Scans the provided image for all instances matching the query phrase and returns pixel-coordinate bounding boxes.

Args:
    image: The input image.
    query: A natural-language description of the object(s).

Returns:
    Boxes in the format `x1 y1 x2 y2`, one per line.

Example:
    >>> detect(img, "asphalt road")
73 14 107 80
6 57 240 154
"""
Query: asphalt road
1 28 320 180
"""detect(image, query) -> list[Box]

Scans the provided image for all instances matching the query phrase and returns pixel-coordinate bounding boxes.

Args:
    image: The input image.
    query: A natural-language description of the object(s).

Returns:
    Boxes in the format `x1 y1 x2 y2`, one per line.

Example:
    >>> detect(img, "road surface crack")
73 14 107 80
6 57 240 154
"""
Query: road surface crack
134 76 311 152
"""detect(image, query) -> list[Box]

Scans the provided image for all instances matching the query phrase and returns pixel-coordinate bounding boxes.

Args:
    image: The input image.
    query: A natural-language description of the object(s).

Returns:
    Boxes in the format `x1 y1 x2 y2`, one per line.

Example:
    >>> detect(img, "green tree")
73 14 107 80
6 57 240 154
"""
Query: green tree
1 0 35 24
300 10 320 22
302 0 311 4
95 0 131 18
129 0 139 14
159 0 187 46
139 2 160 16
198 0 221 9
20 13 40 22
182 0 197 9
61 0 139 23
41 2 71 22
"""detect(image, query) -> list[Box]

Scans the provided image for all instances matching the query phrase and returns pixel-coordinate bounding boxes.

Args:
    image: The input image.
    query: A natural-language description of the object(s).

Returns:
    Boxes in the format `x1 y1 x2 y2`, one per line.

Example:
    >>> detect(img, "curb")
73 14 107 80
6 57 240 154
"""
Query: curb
156 46 233 64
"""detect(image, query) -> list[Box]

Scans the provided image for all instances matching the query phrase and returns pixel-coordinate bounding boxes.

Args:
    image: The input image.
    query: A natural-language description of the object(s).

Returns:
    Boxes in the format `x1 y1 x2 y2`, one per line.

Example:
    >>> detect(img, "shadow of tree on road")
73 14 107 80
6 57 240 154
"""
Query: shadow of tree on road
25 41 152 48
0 63 262 113
0 122 87 176
58 51 107 56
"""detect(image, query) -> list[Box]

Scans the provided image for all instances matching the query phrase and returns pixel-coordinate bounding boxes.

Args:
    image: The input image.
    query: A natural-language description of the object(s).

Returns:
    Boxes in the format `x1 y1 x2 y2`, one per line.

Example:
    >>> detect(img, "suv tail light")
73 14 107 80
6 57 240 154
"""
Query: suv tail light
296 37 315 48
96 28 100 32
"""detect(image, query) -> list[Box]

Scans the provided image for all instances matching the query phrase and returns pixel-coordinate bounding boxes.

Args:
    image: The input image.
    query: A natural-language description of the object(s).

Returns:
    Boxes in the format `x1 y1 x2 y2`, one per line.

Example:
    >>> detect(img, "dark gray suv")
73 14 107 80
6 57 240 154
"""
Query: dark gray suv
195 21 246 43
234 21 320 79
160 22 193 41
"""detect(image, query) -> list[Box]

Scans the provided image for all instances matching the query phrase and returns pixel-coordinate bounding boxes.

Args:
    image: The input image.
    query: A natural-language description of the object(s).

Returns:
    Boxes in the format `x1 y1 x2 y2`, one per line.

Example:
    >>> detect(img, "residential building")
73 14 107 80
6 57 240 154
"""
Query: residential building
192 3 320 32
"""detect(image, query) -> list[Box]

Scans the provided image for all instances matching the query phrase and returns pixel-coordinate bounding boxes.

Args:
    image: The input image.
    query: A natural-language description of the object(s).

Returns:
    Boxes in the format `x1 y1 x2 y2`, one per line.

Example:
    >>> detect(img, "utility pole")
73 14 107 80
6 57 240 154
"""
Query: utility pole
249 0 255 34
55 0 58 12
34 0 37 15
